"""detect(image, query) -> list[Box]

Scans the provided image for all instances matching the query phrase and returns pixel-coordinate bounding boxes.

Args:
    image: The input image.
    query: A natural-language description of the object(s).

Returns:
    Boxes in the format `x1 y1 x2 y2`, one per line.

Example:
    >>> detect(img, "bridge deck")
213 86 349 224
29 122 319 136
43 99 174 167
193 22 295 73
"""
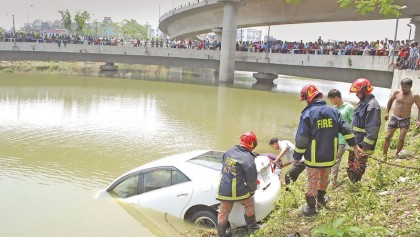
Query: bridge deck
0 42 394 88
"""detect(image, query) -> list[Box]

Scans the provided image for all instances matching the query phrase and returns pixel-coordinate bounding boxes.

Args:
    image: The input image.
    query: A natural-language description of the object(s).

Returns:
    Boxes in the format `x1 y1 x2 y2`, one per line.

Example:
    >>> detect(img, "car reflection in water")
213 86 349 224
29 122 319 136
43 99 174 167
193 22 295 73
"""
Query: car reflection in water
105 150 281 229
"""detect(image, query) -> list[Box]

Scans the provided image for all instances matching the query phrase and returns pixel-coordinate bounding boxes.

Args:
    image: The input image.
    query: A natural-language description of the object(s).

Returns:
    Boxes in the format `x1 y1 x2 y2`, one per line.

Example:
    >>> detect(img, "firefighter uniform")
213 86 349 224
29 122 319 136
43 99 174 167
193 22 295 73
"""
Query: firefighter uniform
217 140 259 237
293 100 357 216
347 94 381 183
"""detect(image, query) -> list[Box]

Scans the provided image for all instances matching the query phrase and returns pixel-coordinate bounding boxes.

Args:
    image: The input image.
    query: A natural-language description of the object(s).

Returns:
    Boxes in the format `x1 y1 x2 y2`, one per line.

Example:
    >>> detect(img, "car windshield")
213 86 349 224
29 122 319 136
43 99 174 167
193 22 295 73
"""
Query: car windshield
187 151 224 171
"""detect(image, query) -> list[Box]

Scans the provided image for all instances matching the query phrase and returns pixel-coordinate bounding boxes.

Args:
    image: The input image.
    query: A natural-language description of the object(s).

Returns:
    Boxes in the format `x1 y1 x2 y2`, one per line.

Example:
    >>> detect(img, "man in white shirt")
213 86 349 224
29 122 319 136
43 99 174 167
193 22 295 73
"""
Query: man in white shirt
269 138 305 185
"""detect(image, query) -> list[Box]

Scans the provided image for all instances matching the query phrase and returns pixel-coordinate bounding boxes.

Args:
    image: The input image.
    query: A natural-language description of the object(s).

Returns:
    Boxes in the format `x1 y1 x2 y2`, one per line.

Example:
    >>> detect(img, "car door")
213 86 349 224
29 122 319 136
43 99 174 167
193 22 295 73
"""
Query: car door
137 167 193 218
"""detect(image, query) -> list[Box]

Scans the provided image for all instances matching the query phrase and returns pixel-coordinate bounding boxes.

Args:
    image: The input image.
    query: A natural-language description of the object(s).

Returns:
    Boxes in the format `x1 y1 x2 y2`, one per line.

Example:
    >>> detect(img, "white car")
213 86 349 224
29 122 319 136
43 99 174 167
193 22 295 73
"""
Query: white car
106 150 281 228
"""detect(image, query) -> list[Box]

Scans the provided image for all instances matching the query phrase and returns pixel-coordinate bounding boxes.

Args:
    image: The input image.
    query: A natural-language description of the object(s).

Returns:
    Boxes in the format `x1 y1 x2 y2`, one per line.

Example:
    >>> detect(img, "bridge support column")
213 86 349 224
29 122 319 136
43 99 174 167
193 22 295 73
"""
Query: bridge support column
411 16 420 43
218 0 242 83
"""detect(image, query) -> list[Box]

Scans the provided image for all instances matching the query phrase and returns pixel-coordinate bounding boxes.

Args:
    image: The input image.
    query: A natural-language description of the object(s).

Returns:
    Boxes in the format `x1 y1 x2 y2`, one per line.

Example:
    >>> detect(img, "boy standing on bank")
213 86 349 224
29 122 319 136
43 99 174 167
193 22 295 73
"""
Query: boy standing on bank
383 78 420 157
327 89 354 187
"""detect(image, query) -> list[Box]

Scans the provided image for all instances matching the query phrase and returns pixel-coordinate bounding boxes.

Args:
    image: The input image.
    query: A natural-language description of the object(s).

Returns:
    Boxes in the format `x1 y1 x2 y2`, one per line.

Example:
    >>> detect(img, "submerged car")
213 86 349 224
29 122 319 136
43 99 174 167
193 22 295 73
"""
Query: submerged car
106 150 281 228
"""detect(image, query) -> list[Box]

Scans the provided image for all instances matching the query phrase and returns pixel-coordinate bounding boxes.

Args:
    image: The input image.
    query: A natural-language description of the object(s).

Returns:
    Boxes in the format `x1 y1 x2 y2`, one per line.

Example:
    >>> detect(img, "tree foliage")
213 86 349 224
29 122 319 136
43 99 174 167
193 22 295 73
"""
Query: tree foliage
286 0 404 17
337 0 404 17
58 9 72 32
74 11 91 35
120 19 146 39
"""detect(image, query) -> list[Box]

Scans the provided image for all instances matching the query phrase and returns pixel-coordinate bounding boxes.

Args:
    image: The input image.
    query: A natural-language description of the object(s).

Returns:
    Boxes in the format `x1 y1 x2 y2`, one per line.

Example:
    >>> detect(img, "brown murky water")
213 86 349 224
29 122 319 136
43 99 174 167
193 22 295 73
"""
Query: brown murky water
0 72 390 237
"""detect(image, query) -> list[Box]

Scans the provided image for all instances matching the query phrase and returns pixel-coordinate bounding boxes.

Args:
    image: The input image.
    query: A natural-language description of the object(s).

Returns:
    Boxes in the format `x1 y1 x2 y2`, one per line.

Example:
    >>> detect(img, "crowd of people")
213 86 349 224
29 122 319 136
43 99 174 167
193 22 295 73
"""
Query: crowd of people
217 77 420 236
1 32 419 70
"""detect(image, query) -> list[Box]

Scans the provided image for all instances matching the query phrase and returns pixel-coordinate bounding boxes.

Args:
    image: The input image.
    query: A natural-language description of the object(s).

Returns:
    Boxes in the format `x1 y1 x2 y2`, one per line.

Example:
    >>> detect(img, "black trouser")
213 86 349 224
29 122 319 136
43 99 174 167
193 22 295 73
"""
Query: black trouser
285 162 306 184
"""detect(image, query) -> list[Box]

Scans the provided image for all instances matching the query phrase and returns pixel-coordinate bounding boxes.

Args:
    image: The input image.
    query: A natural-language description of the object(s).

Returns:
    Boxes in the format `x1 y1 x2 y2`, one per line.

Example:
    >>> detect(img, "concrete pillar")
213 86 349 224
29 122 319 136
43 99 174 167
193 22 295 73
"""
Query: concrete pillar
212 28 223 42
411 16 420 43
218 0 242 83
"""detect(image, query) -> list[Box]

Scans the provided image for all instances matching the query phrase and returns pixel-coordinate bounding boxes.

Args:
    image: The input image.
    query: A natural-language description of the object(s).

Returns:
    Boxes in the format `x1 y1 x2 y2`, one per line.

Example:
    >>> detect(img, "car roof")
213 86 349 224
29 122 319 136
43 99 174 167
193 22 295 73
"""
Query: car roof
136 150 211 170
107 150 216 188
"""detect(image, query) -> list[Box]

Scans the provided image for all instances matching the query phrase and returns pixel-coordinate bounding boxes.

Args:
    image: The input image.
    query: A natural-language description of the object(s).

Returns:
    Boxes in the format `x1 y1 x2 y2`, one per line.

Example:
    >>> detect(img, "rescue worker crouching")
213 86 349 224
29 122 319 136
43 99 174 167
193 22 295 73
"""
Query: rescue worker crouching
347 78 381 183
217 132 260 237
293 85 363 217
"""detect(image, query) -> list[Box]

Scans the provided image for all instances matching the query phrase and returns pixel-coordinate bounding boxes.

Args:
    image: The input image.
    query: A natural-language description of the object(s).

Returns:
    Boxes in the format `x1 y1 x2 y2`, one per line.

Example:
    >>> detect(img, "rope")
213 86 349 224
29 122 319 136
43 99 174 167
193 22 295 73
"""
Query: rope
369 156 420 171
336 155 420 171
164 212 182 234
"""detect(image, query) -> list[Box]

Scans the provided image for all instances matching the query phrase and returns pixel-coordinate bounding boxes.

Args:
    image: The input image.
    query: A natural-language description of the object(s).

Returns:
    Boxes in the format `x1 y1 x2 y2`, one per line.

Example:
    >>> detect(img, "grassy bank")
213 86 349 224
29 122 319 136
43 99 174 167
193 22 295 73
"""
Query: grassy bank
257 120 420 237
0 61 166 74
188 121 420 237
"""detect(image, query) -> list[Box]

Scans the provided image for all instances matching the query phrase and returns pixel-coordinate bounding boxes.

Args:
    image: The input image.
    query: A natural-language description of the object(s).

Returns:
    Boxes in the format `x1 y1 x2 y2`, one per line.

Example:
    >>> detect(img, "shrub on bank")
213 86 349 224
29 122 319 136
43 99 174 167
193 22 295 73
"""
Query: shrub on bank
255 120 420 237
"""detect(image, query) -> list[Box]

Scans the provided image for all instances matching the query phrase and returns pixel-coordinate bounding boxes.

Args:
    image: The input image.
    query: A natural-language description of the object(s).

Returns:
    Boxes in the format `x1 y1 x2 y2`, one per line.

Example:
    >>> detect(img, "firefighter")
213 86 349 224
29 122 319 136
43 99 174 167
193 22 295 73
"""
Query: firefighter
347 78 381 183
293 85 363 216
217 132 260 237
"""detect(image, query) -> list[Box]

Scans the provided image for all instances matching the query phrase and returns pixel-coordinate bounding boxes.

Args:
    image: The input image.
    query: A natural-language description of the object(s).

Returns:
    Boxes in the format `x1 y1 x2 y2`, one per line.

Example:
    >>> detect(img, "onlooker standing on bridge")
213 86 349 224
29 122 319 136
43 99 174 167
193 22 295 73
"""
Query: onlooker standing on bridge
408 42 418 70
383 78 420 157
327 89 354 188
293 85 361 216
347 78 381 183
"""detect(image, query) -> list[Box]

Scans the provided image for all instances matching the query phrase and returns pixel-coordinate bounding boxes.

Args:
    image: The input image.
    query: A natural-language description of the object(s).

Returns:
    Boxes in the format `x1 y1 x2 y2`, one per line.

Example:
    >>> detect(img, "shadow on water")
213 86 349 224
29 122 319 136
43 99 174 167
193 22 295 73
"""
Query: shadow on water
96 67 391 107
105 194 198 237
97 67 278 92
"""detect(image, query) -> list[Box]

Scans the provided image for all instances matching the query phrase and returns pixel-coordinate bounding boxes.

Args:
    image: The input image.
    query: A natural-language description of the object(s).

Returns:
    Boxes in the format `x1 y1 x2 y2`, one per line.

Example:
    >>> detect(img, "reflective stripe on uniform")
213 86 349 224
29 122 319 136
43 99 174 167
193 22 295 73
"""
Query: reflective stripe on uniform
334 137 338 162
364 150 374 155
217 193 251 201
294 147 306 154
232 178 236 197
311 140 316 163
217 177 251 201
363 137 375 145
353 126 366 133
304 159 336 167
344 134 354 139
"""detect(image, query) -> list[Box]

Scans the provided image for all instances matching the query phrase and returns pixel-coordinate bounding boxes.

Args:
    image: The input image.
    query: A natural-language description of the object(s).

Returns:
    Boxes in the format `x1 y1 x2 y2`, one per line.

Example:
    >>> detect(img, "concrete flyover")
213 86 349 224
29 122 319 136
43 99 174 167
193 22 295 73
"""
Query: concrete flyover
159 0 420 82
0 42 394 88
159 0 420 42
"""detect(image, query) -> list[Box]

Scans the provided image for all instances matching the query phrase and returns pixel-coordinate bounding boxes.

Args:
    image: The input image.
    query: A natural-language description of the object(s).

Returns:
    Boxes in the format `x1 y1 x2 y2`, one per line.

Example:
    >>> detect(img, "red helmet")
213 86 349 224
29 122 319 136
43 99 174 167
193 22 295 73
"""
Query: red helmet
300 84 323 103
240 132 258 150
350 78 373 94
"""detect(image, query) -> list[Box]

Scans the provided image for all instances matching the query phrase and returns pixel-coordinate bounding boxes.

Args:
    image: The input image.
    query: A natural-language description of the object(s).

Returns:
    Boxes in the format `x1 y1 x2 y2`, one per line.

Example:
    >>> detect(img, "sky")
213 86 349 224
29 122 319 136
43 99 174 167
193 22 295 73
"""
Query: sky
0 0 415 42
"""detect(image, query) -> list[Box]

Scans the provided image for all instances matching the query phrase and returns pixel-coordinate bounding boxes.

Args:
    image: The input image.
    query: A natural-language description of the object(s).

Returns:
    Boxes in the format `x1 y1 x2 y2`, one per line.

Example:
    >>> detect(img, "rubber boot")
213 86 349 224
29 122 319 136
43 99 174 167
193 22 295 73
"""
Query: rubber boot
347 168 362 183
302 196 317 216
217 224 232 237
244 215 260 234
347 168 355 182
317 190 328 209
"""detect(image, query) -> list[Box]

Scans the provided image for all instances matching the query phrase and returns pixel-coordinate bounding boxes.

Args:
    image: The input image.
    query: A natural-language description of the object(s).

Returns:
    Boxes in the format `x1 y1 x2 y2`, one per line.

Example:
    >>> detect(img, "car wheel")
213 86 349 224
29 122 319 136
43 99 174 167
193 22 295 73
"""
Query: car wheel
191 210 217 228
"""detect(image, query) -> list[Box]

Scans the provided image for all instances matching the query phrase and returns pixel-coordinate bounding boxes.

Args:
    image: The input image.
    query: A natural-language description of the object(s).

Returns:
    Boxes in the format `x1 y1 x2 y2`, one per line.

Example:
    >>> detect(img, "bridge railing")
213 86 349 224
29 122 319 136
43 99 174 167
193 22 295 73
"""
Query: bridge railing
0 41 397 72
160 0 210 22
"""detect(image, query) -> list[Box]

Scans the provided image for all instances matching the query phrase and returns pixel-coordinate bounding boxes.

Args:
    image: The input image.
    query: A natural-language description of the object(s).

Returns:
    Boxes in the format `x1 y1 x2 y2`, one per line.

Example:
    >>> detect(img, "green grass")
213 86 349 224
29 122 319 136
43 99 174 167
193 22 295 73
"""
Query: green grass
254 119 420 237
187 120 420 237
0 61 165 74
